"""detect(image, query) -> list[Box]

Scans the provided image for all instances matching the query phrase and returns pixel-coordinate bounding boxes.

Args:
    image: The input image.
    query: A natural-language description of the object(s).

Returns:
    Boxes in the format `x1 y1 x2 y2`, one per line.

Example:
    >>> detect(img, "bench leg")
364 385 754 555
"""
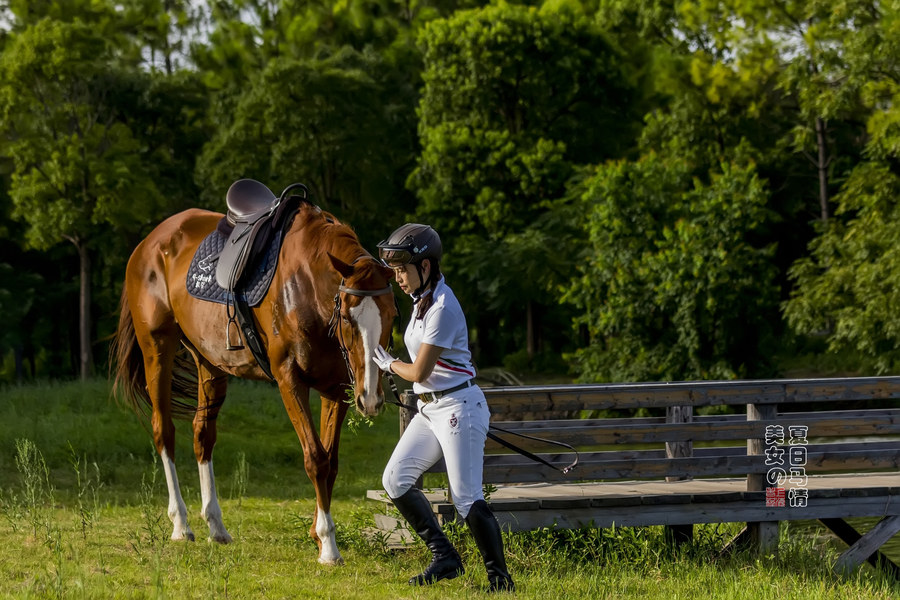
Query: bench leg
665 524 693 546
823 516 900 580
718 522 778 557
749 521 779 555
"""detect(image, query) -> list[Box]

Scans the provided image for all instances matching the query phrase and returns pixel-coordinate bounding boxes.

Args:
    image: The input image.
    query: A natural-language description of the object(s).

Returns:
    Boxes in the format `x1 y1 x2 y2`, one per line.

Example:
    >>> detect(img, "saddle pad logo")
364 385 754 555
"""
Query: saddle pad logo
198 256 216 272
449 413 458 429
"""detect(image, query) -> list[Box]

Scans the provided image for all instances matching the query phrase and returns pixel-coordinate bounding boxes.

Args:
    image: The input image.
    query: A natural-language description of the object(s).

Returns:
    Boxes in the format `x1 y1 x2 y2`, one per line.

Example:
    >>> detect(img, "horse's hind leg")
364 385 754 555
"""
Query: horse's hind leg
193 359 232 543
135 322 196 542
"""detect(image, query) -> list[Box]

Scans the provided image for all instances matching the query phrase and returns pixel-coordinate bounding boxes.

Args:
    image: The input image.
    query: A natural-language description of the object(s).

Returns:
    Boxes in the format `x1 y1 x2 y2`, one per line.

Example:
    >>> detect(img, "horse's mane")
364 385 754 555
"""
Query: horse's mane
296 204 373 266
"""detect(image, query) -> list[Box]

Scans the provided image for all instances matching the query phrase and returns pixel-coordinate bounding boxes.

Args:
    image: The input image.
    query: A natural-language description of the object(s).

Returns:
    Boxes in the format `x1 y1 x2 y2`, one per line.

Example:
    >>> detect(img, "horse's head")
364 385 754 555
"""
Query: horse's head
327 254 397 417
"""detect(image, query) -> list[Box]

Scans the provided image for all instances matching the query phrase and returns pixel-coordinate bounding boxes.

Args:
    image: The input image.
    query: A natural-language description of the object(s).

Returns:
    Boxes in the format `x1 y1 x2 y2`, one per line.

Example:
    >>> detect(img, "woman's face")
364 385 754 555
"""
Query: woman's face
391 260 428 295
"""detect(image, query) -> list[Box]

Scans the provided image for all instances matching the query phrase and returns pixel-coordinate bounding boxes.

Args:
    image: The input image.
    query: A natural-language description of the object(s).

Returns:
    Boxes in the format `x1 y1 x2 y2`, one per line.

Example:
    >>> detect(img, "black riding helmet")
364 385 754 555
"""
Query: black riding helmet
377 223 442 266
377 223 442 297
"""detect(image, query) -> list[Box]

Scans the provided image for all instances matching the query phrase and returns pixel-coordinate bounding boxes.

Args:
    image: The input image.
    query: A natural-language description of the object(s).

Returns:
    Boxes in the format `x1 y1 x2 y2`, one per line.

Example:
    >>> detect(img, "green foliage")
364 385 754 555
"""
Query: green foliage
3 0 900 381
565 152 779 382
410 3 643 363
0 19 164 250
412 3 639 230
784 162 900 373
783 3 900 373
196 46 416 246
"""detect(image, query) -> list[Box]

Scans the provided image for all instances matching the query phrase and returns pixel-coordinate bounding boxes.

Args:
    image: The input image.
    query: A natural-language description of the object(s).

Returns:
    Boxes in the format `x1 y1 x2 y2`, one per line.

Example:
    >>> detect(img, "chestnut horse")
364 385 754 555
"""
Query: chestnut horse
112 202 396 564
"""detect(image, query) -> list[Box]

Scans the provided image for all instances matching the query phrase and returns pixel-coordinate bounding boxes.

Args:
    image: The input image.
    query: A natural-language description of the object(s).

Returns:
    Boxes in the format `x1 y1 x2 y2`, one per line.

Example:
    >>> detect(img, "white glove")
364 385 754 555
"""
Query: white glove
372 345 397 373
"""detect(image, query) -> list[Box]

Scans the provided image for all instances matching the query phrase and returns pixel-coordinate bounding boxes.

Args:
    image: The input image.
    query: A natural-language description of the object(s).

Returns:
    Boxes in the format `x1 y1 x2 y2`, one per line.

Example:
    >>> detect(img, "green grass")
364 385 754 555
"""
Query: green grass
0 379 898 599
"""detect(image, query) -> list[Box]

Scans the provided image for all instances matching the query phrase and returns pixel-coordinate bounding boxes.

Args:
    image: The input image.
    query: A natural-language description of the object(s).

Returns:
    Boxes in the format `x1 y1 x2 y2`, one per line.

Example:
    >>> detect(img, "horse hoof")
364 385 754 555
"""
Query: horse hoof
209 532 233 544
171 529 195 542
317 555 345 566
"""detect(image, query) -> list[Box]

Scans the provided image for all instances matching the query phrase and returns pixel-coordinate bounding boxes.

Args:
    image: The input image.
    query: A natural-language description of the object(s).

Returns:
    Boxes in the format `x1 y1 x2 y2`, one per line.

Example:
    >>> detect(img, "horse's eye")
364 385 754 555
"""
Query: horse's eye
341 315 350 324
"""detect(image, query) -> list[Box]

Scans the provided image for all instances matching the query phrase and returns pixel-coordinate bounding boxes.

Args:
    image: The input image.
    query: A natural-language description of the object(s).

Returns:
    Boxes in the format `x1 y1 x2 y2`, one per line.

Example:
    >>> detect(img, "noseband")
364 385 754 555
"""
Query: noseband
328 280 393 389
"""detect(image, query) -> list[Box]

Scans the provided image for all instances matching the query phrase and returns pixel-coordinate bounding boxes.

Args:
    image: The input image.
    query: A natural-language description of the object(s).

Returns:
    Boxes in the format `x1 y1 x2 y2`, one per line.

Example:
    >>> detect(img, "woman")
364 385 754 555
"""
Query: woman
372 223 515 593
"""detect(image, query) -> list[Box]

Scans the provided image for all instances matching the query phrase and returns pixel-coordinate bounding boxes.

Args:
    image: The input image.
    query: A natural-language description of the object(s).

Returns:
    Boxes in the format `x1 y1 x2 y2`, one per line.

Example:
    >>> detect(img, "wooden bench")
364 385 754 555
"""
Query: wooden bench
367 376 900 578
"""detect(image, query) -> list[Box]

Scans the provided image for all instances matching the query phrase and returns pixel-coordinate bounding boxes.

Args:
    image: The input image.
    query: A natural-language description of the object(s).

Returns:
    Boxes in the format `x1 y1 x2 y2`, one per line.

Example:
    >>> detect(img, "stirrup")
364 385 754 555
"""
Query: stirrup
224 300 244 350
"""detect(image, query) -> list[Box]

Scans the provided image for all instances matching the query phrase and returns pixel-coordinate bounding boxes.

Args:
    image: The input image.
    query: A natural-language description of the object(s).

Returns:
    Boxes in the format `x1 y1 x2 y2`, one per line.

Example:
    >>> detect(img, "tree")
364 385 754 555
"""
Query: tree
785 163 900 373
195 47 417 247
783 3 900 372
0 19 164 378
409 3 643 365
564 152 779 382
120 0 202 74
661 1 872 225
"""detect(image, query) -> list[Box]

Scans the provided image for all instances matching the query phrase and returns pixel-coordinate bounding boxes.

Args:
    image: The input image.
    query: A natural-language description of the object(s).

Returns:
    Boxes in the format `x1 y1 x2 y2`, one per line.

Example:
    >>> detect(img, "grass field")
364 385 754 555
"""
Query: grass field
0 379 898 599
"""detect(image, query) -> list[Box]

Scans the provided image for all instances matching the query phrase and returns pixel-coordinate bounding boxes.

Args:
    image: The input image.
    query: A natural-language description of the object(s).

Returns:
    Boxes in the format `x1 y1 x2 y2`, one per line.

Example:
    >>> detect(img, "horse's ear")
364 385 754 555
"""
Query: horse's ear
327 253 355 279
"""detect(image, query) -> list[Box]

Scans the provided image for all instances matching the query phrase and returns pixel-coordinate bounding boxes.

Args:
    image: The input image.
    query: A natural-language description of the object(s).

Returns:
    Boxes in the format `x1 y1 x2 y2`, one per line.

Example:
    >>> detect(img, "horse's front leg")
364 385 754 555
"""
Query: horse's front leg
276 373 344 565
193 363 232 543
318 393 350 526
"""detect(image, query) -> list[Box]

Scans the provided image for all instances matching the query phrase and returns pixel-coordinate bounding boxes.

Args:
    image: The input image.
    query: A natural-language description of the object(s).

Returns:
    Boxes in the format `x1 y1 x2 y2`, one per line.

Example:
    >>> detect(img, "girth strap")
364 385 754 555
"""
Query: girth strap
233 295 275 381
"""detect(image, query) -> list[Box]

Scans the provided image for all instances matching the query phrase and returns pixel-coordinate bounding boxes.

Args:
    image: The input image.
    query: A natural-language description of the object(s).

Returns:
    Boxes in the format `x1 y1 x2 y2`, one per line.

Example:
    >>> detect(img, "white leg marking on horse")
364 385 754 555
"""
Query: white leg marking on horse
161 448 195 541
315 505 343 565
349 296 382 413
199 460 232 544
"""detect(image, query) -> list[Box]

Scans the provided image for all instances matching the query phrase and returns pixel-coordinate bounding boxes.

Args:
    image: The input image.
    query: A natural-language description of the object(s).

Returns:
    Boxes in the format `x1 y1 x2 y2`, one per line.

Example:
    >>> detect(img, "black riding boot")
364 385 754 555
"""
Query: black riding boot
391 488 464 586
465 500 515 592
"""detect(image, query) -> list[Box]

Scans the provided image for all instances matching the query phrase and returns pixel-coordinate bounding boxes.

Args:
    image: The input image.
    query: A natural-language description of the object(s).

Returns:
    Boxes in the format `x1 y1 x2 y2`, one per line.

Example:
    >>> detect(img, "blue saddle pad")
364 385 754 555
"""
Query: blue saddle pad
186 227 282 307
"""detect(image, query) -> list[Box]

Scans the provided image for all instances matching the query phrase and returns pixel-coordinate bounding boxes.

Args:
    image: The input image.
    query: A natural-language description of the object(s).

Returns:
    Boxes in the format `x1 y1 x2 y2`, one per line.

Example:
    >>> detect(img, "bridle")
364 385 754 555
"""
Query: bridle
327 279 393 389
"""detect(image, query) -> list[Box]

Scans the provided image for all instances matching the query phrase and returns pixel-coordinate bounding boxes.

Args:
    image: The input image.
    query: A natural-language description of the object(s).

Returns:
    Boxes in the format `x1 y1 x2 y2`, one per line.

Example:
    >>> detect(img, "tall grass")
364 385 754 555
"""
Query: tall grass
0 378 897 599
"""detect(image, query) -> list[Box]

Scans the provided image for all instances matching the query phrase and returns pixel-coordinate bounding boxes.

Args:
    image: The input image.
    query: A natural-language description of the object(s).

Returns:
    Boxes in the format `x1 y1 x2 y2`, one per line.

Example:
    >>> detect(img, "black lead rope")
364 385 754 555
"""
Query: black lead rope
486 423 579 475
382 377 579 475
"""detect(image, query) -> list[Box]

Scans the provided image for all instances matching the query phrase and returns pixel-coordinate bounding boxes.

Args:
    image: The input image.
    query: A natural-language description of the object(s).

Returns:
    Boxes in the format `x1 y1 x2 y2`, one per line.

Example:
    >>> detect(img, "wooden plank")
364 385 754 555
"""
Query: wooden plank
666 404 694 545
540 497 593 509
666 404 694 480
363 526 415 549
364 474 897 516
481 446 900 483
747 402 779 555
483 377 900 415
820 518 900 580
833 515 900 576
692 492 744 503
747 403 777 492
374 513 407 532
485 411 900 448
487 495 900 531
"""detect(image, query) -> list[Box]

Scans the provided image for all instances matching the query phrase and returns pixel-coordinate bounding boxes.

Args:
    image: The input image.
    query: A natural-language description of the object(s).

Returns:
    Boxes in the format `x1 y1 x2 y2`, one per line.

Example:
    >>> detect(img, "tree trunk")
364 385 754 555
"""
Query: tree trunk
75 240 94 379
14 343 25 383
815 116 830 223
526 301 535 359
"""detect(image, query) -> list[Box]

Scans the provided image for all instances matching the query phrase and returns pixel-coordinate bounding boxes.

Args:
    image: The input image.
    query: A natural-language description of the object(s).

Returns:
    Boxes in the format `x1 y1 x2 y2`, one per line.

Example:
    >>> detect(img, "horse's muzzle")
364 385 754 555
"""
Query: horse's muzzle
356 390 383 418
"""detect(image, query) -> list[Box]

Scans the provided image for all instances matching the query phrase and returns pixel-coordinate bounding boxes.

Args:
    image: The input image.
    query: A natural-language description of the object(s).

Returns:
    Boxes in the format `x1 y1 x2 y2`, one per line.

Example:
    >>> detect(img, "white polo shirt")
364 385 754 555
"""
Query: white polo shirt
404 276 476 394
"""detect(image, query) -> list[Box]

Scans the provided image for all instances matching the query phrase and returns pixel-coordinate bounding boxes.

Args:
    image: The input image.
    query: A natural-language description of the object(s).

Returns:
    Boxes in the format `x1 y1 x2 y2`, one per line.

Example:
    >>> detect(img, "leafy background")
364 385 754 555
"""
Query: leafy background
1 0 899 383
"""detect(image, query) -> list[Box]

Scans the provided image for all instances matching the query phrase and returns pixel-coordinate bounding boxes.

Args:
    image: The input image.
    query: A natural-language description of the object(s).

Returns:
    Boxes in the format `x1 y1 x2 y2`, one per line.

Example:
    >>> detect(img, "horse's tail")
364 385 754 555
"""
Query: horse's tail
110 288 199 420
111 287 151 417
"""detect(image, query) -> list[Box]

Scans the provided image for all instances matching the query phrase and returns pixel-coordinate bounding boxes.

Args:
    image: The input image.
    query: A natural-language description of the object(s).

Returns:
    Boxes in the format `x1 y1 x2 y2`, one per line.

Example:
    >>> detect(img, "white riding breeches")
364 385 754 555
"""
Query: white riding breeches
382 384 490 519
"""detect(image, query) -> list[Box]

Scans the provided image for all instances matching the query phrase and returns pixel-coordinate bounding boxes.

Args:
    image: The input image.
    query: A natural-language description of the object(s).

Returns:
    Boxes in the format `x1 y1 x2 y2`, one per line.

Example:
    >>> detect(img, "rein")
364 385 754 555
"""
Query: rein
382 390 578 475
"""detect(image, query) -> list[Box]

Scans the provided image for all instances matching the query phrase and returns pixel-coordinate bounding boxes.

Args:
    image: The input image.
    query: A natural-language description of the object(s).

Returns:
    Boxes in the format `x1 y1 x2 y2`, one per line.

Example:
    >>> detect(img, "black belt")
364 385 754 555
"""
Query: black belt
418 379 475 403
